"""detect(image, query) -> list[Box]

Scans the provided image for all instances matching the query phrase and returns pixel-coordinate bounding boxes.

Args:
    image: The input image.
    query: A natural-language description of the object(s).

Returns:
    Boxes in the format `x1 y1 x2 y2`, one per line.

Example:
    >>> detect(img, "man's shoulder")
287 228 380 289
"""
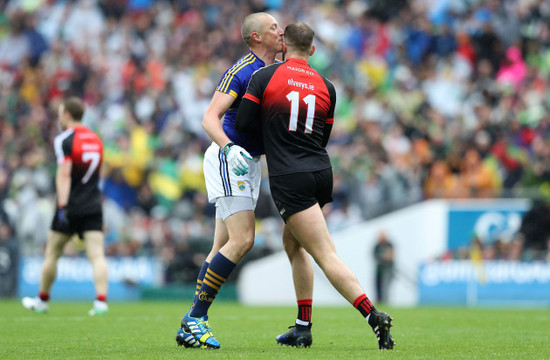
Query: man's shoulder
226 52 263 75
54 128 75 143
73 126 103 146
251 62 282 78
218 53 264 93
75 125 100 136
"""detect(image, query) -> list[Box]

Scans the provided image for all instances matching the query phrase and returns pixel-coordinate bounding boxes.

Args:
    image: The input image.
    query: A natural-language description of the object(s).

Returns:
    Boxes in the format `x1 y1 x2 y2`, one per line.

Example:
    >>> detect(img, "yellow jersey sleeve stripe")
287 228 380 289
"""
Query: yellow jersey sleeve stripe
218 55 257 93
218 53 254 92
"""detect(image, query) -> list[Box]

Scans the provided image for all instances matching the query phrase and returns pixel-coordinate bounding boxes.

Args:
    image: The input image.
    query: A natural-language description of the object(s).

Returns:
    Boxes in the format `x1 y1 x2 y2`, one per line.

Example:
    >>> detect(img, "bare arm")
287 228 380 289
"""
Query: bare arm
56 160 72 208
202 91 237 147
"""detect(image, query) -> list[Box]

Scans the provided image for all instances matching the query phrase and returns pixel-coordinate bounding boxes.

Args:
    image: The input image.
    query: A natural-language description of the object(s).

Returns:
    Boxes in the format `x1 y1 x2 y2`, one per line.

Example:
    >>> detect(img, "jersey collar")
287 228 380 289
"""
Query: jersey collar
249 51 265 67
284 58 309 67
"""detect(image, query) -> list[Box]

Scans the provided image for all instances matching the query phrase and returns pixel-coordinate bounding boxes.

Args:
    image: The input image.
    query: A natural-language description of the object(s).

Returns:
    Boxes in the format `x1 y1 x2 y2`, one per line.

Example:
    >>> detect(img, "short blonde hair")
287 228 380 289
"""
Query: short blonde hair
241 12 271 46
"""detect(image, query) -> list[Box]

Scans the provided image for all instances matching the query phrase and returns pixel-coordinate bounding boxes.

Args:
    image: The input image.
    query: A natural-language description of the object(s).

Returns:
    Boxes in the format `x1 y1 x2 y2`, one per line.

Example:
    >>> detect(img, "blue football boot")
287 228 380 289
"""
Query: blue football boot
181 311 220 349
176 328 205 348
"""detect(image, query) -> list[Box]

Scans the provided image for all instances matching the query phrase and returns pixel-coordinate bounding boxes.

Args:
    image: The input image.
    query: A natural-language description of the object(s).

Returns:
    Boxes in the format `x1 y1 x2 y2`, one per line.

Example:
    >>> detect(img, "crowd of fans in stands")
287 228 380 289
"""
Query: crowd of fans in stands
1 0 550 282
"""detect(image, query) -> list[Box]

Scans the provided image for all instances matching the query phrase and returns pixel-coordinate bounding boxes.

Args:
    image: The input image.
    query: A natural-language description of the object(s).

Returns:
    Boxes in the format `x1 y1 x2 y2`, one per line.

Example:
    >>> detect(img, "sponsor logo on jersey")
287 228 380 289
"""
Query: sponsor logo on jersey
288 77 314 90
237 181 246 191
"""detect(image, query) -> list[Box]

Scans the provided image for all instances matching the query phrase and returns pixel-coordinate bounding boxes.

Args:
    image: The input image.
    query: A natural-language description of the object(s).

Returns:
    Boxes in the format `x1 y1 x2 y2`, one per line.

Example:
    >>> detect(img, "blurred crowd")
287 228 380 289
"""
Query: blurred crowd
438 199 550 263
1 0 550 283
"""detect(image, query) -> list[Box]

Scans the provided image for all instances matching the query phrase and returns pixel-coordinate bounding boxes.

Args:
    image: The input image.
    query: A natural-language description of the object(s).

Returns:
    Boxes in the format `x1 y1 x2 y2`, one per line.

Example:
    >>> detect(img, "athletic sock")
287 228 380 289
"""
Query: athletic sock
39 292 50 302
97 294 107 302
296 298 312 326
353 294 375 318
189 252 235 318
192 261 209 307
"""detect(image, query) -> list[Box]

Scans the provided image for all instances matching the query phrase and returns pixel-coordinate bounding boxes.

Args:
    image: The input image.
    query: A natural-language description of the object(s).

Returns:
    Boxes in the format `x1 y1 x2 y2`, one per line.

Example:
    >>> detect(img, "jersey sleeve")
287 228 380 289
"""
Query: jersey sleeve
235 70 264 133
53 132 73 164
322 77 337 147
216 65 245 99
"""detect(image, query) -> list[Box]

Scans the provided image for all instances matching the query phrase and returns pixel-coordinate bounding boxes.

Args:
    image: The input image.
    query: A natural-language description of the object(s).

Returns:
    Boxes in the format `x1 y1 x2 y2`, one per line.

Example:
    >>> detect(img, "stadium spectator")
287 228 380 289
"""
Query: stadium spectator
0 207 17 297
373 231 395 303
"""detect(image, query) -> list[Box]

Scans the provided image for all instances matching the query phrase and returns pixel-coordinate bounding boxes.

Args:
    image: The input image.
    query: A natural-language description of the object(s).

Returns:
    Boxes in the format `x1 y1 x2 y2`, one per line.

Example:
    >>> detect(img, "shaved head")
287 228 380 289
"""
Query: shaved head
241 12 273 46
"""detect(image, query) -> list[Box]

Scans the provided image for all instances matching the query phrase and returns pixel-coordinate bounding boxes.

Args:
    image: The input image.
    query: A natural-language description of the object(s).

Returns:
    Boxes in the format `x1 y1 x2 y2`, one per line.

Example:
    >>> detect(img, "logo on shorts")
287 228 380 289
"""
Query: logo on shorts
237 181 246 191
279 208 286 215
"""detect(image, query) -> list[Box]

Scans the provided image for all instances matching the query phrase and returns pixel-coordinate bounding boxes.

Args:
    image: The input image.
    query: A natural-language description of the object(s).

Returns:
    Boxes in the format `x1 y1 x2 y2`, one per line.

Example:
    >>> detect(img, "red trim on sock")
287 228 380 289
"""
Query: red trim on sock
361 301 372 312
297 298 312 306
353 294 367 308
39 292 50 302
97 295 107 302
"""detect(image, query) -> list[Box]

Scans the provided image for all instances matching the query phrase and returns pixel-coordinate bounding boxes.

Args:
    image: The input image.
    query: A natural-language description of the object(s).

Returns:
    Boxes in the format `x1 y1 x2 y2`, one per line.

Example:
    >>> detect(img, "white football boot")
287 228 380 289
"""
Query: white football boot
22 297 49 314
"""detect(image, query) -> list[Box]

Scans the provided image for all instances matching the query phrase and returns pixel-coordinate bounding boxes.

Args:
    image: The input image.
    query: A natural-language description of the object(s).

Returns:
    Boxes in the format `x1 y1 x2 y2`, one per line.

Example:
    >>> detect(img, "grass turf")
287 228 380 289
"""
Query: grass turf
0 300 548 359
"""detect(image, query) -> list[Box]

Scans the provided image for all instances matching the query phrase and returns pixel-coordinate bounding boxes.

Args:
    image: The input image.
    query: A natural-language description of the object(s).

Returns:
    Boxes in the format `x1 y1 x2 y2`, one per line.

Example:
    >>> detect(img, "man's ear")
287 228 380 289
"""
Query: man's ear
309 44 315 56
282 42 287 54
251 31 261 42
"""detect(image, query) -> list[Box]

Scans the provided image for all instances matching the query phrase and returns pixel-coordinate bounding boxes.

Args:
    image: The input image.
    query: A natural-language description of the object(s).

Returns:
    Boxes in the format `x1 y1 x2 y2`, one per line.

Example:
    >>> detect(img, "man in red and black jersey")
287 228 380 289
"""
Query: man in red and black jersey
236 23 395 350
22 97 109 316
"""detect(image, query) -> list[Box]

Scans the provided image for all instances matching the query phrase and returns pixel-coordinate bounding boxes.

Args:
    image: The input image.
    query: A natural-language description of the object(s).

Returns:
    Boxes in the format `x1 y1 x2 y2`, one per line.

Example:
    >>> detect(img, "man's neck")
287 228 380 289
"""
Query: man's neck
250 46 278 65
284 53 309 62
66 120 81 129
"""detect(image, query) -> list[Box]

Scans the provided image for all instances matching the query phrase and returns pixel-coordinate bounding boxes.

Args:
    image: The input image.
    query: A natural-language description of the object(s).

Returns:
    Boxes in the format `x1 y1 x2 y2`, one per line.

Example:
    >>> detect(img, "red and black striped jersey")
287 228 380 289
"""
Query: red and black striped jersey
53 125 103 215
236 58 336 176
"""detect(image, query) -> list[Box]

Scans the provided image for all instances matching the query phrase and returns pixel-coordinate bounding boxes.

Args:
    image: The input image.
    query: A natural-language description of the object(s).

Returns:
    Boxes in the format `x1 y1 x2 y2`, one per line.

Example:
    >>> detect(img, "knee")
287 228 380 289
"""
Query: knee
86 250 106 264
282 234 301 258
240 234 255 254
45 248 63 262
283 240 296 257
229 232 255 258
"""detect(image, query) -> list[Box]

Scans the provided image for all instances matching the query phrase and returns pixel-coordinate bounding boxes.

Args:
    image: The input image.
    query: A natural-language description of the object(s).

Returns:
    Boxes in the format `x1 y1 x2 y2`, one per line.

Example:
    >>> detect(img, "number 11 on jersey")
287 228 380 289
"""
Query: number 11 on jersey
286 91 316 134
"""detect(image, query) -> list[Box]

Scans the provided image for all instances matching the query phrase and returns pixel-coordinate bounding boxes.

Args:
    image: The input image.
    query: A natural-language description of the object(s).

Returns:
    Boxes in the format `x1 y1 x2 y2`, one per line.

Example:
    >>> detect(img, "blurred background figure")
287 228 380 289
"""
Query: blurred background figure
0 207 17 298
373 230 394 303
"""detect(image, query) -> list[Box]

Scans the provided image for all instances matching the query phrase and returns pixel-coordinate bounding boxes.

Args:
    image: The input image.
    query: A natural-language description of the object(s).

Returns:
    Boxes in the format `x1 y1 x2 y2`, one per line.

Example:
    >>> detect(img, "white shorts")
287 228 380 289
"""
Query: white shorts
203 142 261 209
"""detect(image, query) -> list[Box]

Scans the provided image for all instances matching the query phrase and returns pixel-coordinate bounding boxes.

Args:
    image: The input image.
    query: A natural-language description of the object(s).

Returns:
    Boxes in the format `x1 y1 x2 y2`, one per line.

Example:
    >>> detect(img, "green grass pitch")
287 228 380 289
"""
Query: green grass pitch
1 300 548 359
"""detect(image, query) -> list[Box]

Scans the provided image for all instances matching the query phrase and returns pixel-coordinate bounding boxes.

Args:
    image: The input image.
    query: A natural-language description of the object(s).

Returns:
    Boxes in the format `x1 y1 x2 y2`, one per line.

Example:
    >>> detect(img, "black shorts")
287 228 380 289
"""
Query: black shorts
51 210 103 238
269 168 333 221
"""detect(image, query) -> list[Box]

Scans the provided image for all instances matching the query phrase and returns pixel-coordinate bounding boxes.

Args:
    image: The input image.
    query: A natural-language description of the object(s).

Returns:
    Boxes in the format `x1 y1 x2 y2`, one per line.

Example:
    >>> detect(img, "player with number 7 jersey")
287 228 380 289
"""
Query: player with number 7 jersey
236 54 336 177
22 97 109 317
54 122 103 216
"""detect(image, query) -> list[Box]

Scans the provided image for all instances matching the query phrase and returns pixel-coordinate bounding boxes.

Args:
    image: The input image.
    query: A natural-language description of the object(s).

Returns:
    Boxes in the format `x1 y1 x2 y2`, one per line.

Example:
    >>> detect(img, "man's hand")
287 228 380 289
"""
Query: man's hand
57 207 69 227
222 142 252 176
